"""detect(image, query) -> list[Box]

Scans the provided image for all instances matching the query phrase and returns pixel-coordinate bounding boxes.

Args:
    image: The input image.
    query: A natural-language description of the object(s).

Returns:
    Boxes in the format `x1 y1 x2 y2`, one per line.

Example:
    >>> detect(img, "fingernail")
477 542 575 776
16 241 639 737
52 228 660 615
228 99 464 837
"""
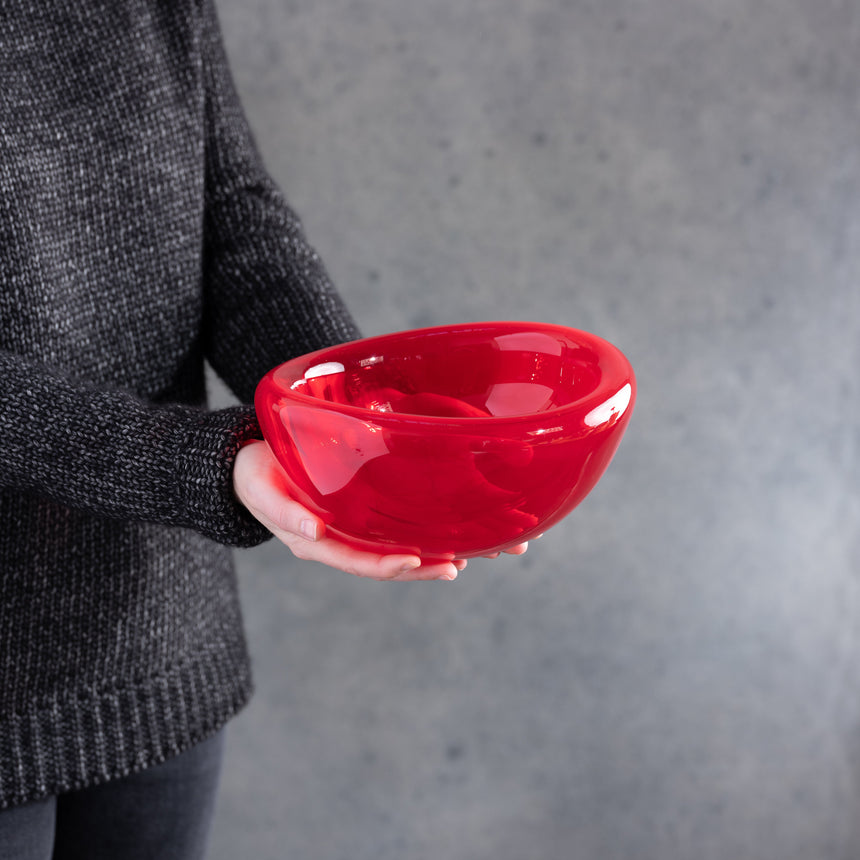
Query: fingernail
440 571 458 581
400 560 421 573
300 519 319 541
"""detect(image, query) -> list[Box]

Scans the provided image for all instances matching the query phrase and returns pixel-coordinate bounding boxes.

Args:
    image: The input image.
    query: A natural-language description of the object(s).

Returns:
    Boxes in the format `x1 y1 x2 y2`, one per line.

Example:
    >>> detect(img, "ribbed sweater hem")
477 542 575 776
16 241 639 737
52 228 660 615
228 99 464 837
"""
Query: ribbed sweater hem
0 649 253 809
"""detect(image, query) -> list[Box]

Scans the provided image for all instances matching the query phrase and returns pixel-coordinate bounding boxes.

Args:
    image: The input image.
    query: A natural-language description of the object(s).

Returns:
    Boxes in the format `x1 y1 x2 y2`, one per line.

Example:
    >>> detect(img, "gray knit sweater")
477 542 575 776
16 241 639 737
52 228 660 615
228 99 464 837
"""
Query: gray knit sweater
0 1 359 808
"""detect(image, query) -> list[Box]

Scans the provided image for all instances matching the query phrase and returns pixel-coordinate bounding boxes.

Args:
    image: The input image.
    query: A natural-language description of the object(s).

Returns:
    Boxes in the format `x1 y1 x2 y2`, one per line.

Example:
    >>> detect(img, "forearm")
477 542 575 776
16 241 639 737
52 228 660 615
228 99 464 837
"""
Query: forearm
0 350 269 547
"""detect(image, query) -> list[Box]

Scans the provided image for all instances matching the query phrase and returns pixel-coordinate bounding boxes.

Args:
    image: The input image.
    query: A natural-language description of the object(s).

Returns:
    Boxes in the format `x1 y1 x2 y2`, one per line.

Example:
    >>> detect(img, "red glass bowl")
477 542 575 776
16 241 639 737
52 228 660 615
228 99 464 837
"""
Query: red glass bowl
255 321 635 561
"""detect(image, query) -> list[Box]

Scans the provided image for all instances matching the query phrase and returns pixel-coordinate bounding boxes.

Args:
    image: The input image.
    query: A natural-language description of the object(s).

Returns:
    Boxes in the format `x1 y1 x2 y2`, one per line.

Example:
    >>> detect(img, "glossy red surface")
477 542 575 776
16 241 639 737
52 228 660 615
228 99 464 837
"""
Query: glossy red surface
255 322 636 561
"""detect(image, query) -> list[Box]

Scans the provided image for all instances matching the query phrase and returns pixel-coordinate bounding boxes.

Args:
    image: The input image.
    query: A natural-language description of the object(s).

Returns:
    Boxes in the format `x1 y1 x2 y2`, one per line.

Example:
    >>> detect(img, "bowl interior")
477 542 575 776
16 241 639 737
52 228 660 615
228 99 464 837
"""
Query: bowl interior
278 325 616 421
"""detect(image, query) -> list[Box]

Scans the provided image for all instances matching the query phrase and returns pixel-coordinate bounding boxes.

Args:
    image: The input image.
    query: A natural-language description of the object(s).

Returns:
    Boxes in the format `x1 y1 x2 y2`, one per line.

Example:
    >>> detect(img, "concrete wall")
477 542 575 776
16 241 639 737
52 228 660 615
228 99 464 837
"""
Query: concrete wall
209 1 860 857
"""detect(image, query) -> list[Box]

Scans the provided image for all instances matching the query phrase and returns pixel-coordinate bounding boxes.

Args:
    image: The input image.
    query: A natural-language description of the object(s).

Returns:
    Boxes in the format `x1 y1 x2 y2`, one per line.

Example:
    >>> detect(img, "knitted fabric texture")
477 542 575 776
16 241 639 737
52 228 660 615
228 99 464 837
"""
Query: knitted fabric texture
0 0 359 808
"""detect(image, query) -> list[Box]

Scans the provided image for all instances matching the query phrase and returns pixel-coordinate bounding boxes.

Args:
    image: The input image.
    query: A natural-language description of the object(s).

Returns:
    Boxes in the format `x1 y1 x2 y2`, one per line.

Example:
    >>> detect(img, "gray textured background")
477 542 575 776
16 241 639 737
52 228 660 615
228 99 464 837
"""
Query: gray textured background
209 1 860 858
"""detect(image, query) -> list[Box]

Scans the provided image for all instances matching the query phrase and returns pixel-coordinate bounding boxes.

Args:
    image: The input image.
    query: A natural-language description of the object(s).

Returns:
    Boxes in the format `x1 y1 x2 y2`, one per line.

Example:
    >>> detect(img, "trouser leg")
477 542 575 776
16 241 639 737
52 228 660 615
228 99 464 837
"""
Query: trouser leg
0 795 56 860
52 730 225 860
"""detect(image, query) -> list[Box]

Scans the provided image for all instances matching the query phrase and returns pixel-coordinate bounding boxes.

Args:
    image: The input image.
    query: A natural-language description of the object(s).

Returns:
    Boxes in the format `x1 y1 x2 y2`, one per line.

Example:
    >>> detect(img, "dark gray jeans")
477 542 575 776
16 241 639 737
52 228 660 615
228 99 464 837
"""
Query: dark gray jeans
0 730 224 860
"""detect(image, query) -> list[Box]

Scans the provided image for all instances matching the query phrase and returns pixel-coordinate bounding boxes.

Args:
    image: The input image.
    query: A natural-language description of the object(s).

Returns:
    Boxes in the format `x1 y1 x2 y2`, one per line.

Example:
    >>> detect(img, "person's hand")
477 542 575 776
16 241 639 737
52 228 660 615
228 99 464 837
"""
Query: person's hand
234 440 525 581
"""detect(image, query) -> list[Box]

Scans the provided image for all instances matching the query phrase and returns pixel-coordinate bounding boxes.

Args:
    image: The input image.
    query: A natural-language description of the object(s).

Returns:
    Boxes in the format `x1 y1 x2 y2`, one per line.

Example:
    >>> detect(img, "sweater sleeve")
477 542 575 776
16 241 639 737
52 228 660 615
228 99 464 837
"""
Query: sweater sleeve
0 350 270 547
0 3 358 549
199 0 361 404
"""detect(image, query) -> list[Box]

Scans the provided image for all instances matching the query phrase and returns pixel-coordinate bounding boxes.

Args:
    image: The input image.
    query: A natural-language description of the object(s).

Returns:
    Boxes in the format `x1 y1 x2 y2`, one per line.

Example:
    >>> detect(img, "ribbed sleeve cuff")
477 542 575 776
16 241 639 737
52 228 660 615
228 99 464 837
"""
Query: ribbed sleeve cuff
171 404 272 547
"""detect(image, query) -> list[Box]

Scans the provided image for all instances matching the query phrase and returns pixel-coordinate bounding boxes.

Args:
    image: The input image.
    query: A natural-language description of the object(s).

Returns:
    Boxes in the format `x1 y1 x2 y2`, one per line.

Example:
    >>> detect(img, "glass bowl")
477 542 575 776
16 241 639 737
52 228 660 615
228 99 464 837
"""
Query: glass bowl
254 321 635 561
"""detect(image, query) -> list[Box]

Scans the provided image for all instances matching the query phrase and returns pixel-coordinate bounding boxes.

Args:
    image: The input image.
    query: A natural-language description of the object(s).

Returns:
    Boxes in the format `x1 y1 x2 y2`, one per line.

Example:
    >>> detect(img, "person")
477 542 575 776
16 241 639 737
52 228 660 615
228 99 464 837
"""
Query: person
0 2 526 858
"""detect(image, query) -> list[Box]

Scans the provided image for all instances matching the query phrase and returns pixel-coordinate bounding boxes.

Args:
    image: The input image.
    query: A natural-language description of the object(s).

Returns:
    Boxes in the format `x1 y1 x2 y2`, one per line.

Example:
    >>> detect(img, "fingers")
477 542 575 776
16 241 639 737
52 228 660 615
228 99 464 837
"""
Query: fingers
278 530 461 582
478 541 528 560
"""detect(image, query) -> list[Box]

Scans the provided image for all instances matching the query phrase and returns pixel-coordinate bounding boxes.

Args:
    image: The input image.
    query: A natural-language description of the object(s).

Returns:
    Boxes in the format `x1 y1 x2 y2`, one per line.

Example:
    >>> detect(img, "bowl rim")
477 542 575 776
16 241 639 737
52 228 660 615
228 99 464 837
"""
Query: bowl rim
257 320 636 428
